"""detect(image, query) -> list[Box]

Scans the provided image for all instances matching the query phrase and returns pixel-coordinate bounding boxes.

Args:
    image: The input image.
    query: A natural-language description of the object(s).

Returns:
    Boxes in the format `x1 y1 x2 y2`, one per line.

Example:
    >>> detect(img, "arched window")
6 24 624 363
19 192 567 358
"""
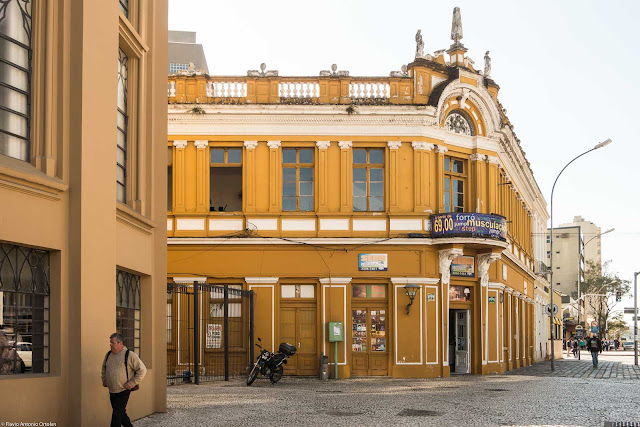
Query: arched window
445 111 474 136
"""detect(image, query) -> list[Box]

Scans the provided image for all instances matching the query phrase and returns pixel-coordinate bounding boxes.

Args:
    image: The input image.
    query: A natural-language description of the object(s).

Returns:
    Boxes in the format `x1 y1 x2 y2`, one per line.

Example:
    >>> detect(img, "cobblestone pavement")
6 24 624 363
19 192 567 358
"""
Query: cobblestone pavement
134 360 640 427
508 353 640 379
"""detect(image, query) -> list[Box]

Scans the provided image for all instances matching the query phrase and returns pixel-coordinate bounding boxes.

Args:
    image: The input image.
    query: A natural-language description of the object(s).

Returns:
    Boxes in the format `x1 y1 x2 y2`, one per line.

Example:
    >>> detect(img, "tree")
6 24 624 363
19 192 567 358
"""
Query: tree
607 313 629 340
580 260 630 339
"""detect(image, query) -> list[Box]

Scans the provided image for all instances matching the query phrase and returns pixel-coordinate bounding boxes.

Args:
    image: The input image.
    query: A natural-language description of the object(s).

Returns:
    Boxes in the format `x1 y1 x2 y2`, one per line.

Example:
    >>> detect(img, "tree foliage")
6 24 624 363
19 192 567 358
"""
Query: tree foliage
580 260 630 338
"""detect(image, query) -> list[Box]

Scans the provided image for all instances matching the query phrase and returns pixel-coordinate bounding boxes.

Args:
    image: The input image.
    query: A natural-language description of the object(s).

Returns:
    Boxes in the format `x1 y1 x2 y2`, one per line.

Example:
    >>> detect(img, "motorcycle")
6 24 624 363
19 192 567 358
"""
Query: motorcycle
246 338 296 386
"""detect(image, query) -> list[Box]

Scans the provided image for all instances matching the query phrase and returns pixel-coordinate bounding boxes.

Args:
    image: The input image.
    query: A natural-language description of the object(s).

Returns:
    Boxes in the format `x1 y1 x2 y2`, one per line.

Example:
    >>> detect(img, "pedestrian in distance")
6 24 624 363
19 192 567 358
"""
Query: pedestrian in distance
572 339 578 358
566 339 572 357
102 332 147 427
586 335 602 368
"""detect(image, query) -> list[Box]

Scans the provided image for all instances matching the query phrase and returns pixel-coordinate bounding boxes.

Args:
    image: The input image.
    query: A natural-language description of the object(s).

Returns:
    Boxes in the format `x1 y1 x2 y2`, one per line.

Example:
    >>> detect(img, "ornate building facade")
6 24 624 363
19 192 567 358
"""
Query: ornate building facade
0 1 168 424
167 8 552 378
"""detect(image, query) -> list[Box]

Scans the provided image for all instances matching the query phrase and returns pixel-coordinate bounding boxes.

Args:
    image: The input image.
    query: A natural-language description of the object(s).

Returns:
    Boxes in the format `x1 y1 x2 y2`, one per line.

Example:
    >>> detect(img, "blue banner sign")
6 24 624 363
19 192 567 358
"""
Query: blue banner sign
431 213 507 241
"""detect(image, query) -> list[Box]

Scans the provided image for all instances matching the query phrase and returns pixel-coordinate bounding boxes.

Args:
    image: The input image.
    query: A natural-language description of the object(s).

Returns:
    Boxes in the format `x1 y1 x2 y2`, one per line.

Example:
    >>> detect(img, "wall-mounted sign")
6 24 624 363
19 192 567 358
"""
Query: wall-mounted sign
431 213 507 241
358 254 388 271
488 296 496 303
450 255 475 277
427 293 435 301
206 324 222 349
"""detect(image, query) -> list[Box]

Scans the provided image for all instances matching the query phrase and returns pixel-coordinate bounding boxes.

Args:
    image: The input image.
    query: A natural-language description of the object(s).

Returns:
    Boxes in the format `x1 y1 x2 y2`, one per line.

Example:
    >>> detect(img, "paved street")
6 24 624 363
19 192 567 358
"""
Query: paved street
135 353 640 427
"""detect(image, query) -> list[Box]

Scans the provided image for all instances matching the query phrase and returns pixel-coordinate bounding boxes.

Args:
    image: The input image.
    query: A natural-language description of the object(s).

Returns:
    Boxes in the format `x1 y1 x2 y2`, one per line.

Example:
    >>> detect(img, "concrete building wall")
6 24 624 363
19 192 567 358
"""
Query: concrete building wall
0 1 168 424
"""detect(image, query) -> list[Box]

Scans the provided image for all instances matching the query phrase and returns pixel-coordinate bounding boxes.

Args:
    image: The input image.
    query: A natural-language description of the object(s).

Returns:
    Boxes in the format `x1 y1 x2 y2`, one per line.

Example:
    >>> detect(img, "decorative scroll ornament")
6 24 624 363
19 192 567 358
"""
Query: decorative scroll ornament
439 248 464 286
477 252 501 288
445 111 473 136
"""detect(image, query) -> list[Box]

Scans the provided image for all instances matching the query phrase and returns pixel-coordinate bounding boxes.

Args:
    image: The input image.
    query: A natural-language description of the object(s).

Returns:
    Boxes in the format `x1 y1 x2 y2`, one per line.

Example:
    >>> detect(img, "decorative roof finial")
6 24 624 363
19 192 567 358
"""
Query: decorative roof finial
415 29 424 59
451 7 463 47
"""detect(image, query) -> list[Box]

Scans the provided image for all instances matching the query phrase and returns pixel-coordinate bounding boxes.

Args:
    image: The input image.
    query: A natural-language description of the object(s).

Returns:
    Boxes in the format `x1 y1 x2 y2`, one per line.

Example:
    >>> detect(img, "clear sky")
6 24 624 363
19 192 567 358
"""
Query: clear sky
169 1 640 328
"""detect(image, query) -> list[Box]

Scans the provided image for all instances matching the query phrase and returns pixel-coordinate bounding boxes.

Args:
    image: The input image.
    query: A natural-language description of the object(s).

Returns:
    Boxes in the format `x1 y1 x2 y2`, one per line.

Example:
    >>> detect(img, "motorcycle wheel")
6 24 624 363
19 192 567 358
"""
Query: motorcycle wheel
270 366 283 384
246 365 259 386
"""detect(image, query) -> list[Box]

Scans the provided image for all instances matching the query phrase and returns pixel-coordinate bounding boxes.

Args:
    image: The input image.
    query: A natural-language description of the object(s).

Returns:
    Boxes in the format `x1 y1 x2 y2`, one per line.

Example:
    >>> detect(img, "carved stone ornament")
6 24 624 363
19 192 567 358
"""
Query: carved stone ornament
194 140 208 149
439 248 464 286
338 141 353 149
387 141 402 150
411 141 434 151
173 140 187 149
477 252 501 287
320 64 349 77
415 29 425 59
469 153 486 162
243 140 258 150
316 141 331 149
435 145 448 154
390 65 409 78
486 155 500 165
444 111 473 136
484 51 491 78
267 140 281 149
451 7 464 46
247 62 279 77
459 89 470 109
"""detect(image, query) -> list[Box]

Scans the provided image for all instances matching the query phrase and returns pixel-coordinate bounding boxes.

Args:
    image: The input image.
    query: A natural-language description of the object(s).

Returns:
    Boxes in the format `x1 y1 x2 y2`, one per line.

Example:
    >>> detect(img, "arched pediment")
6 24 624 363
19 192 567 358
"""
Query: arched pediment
433 80 502 137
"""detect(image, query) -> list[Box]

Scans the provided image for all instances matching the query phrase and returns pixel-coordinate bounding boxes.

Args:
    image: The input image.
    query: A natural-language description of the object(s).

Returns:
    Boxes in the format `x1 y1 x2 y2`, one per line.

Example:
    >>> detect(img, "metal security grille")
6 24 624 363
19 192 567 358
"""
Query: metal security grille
0 0 33 161
0 243 50 374
167 282 254 385
116 48 128 203
116 269 140 355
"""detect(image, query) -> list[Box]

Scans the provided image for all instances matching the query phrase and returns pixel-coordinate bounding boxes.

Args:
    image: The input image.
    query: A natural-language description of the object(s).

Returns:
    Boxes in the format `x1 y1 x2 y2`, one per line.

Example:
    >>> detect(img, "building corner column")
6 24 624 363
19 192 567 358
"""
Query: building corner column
478 252 501 371
338 141 352 213
439 247 464 375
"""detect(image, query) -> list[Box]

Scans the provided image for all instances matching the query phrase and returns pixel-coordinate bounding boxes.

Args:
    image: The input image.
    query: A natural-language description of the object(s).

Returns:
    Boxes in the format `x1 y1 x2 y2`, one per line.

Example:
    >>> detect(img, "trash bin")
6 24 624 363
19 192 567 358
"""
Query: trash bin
319 354 329 380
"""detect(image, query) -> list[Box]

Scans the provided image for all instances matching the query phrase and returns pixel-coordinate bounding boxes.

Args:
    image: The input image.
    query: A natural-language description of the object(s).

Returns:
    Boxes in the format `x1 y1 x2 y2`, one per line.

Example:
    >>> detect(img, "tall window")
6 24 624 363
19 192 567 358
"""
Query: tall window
119 0 129 17
167 146 172 212
0 243 50 375
116 269 140 355
0 0 33 161
210 147 242 212
282 148 313 211
444 156 465 213
353 148 384 211
117 49 128 203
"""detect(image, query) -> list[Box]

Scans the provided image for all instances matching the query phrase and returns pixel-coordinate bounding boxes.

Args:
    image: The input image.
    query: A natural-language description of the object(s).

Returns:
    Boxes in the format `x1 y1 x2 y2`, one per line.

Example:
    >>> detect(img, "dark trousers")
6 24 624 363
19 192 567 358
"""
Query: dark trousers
109 390 133 427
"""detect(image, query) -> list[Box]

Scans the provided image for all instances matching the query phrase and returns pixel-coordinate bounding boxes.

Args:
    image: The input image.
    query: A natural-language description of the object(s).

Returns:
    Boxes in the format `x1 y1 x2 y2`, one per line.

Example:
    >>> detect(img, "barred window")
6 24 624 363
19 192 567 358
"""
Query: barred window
0 0 33 161
169 63 189 74
116 269 140 355
0 243 50 375
117 48 128 203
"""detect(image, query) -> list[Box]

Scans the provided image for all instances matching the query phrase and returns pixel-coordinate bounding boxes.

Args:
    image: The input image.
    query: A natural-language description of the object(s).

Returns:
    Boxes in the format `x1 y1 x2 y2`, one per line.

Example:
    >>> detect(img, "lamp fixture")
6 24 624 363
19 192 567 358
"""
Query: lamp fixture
404 283 421 314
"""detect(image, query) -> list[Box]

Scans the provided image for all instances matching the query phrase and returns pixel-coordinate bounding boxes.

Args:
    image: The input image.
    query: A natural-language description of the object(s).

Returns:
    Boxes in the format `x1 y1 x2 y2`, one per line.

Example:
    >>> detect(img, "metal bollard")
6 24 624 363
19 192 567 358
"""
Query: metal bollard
319 354 329 380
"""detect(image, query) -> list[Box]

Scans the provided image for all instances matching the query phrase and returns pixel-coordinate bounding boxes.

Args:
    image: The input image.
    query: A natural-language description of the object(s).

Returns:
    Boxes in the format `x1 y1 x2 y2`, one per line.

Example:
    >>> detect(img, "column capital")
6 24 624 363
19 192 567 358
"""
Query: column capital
267 140 281 149
470 153 487 162
244 140 258 149
435 145 448 154
338 141 352 149
194 140 209 149
316 141 331 150
478 252 502 287
411 141 434 151
439 248 464 285
486 155 500 165
173 140 187 149
387 141 402 150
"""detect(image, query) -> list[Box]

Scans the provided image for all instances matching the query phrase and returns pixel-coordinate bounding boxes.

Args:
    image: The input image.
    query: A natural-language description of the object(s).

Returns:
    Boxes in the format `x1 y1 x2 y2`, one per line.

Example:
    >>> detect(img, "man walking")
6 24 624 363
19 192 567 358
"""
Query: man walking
102 333 147 427
587 334 602 368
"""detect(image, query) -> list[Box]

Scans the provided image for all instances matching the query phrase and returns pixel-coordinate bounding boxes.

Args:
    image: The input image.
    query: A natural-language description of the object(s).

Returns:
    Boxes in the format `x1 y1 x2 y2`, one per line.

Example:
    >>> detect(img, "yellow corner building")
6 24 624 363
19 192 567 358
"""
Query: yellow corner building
167 9 554 379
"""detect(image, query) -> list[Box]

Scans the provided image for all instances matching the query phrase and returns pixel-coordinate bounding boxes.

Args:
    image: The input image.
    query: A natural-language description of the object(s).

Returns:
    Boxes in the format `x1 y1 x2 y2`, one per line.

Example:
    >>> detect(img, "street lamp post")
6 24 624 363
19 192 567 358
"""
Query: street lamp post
576 228 615 360
549 138 611 371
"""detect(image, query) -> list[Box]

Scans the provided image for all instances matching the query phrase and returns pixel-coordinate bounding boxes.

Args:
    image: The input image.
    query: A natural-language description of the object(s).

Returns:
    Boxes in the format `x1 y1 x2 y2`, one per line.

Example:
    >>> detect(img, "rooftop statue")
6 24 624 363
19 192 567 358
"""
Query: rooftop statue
451 7 463 46
484 51 491 78
415 29 424 59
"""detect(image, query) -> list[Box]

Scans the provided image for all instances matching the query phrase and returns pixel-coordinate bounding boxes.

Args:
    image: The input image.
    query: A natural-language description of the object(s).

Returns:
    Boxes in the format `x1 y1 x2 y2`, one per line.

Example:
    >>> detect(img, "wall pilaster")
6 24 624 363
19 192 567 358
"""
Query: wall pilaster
338 141 352 213
172 140 187 213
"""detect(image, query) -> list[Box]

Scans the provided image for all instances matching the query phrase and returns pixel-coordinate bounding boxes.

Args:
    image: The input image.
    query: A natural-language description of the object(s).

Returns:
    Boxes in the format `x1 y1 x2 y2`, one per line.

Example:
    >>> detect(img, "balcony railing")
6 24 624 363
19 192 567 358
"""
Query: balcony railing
168 74 415 105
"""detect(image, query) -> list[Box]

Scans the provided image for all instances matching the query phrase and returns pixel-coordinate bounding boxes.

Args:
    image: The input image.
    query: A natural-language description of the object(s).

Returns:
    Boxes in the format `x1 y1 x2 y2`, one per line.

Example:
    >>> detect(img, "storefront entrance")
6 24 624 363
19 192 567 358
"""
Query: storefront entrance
449 309 470 374
280 307 317 376
351 308 388 376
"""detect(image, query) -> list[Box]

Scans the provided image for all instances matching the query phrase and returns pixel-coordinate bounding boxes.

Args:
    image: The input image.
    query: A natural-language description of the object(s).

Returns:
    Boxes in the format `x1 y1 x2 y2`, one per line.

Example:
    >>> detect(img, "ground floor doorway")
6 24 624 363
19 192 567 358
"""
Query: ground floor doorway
449 309 470 374
351 307 388 376
280 306 317 375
